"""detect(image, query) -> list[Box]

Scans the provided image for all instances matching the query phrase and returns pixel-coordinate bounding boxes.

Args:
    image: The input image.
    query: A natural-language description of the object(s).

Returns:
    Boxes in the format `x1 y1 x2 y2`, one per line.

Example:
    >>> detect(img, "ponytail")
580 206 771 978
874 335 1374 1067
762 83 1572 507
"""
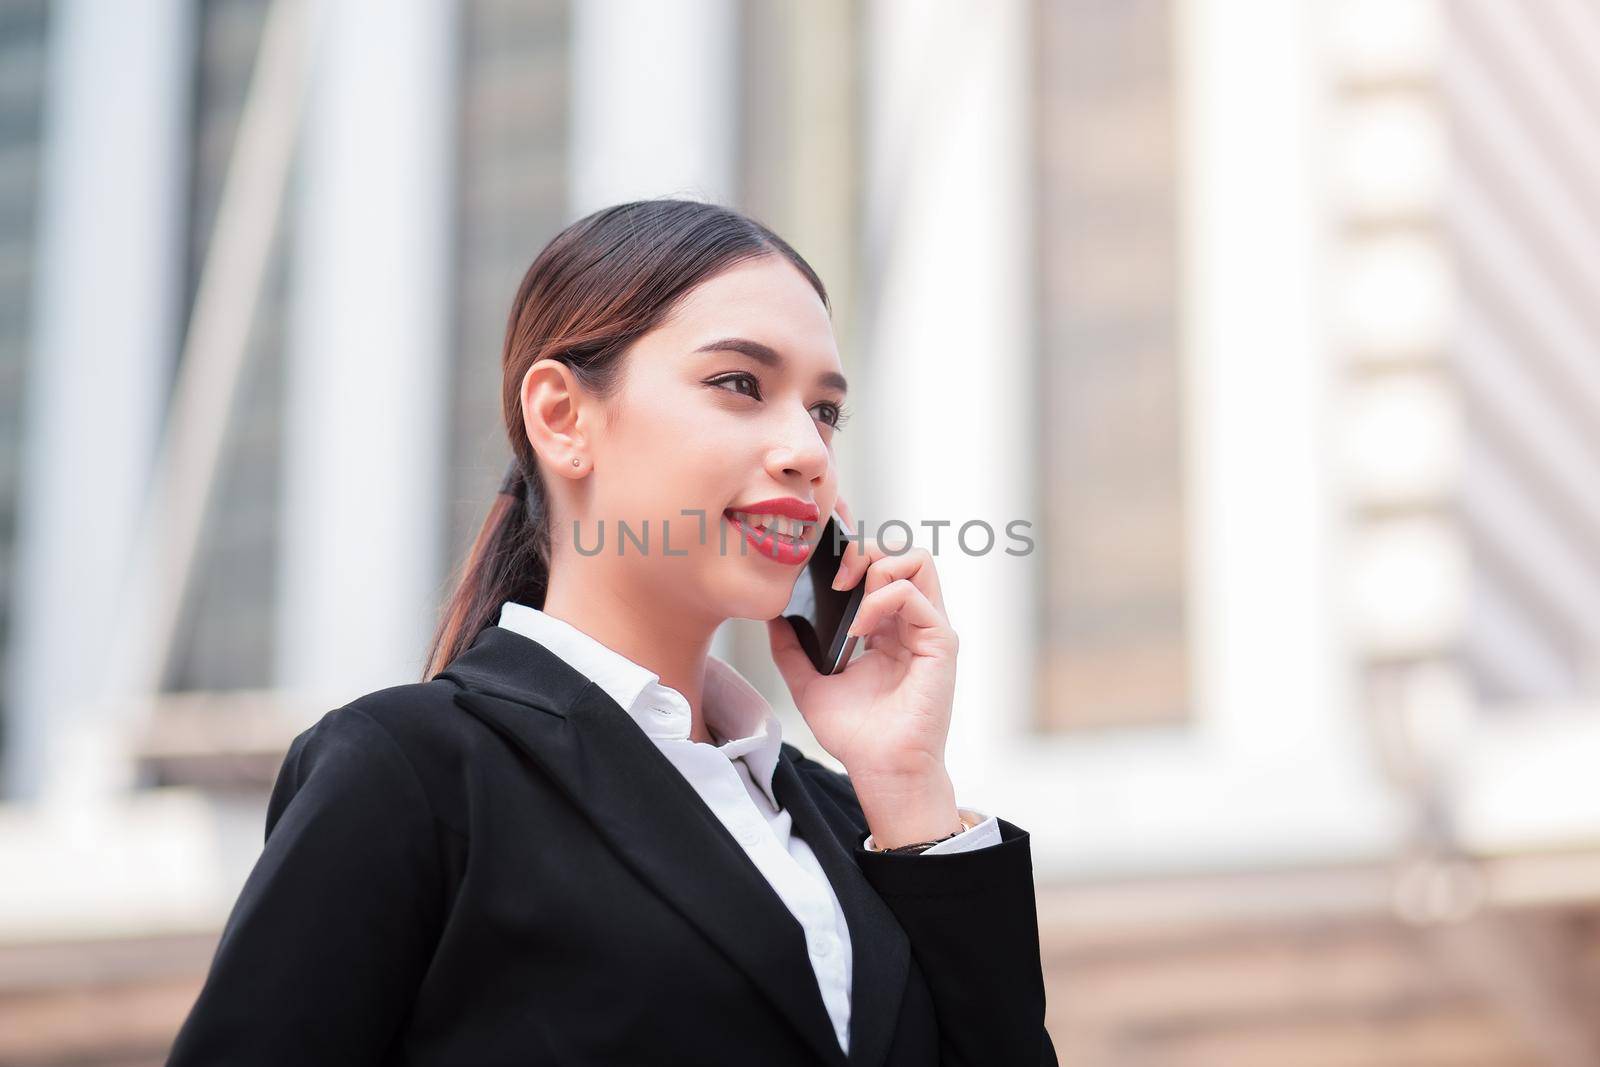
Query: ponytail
423 459 551 679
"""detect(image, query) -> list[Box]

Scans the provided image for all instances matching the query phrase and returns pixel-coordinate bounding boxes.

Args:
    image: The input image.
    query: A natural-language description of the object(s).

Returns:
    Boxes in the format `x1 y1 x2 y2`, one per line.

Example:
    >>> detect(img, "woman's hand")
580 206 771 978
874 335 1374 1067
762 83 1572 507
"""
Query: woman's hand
766 495 965 848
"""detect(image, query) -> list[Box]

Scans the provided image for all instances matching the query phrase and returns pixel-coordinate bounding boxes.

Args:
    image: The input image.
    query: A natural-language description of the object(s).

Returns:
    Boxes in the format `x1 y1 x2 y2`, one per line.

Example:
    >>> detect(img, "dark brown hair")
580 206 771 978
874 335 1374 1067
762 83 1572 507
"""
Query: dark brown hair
423 198 830 680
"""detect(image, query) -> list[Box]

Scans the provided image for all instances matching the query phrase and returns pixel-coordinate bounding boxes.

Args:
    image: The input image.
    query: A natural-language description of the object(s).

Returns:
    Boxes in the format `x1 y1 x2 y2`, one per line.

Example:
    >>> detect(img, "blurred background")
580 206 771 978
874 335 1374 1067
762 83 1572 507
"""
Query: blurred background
3 0 1600 1063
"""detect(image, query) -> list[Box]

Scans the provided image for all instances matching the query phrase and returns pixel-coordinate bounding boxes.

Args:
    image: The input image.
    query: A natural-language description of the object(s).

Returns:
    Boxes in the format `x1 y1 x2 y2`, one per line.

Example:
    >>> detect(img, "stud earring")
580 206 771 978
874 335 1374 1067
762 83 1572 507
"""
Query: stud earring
571 457 581 467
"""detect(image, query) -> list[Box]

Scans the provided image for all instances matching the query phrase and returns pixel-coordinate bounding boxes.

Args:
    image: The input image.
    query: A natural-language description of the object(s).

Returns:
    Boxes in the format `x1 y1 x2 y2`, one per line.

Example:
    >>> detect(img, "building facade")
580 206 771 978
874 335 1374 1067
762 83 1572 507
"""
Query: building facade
2 0 1599 1062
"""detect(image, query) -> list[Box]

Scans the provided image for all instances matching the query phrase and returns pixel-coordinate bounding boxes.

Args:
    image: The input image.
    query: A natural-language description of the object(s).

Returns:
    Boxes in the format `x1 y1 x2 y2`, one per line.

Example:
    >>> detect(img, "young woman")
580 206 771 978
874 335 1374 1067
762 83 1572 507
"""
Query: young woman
168 199 1057 1066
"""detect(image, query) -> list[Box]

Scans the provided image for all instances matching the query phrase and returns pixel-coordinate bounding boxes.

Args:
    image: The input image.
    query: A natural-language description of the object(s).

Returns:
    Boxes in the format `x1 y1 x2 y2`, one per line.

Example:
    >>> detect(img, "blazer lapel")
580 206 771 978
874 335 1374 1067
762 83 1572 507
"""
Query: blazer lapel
772 750 911 1067
439 627 850 1067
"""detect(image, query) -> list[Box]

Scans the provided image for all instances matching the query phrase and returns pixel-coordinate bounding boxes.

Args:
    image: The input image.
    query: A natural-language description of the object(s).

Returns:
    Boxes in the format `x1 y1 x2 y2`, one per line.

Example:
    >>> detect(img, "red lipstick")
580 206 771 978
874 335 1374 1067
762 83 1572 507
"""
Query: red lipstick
721 497 820 566
725 497 820 522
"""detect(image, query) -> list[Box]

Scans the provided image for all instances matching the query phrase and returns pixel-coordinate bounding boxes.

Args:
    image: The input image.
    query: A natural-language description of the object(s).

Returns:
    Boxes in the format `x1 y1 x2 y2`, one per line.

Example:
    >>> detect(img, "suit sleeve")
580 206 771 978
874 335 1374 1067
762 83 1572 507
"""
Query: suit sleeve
855 818 1059 1067
166 706 447 1066
863 806 1002 854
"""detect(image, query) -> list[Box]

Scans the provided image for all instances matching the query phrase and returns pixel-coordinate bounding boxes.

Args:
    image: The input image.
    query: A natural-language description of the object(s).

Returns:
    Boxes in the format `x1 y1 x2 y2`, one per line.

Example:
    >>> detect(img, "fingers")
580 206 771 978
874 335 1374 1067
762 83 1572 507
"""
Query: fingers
828 506 870 591
846 578 955 650
833 540 945 618
830 530 869 591
865 547 946 617
833 492 856 531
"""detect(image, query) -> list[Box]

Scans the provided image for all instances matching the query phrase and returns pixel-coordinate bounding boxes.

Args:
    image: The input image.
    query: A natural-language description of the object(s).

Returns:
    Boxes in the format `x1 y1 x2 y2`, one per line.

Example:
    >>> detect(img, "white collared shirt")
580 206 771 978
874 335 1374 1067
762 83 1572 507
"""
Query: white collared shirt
494 601 1000 1055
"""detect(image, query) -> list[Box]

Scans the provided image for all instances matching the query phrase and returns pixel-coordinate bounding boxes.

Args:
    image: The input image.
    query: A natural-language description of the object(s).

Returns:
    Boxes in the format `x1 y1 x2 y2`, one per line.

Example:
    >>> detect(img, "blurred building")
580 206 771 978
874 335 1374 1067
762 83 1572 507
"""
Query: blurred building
3 0 1600 1064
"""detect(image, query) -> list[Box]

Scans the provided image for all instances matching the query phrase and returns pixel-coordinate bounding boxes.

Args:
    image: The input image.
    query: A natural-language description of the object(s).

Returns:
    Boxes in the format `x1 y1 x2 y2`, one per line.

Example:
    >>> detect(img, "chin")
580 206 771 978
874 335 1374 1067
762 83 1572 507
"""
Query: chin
715 574 795 622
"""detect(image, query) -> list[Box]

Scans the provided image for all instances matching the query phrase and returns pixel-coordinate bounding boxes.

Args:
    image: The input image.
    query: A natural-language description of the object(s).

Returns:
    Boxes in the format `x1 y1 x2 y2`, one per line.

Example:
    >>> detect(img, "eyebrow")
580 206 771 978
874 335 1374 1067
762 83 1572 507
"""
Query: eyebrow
693 337 848 395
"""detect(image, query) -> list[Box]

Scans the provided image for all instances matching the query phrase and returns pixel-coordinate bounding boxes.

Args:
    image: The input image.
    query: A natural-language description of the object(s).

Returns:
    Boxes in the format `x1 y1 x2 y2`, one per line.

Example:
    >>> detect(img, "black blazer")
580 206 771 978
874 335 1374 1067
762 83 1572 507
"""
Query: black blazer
167 624 1058 1066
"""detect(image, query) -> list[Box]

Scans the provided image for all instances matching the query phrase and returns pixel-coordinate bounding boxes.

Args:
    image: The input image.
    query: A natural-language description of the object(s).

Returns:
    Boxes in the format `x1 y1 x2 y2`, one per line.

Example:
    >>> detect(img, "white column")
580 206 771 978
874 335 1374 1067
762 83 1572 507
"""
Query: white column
4 0 192 801
859 1 1035 791
568 0 739 216
568 0 738 660
276 0 457 703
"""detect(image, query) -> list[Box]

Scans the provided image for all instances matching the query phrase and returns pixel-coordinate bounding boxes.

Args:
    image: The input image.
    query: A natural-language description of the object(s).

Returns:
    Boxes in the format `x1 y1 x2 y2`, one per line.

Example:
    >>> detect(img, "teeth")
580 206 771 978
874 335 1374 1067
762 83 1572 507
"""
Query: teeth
731 511 812 540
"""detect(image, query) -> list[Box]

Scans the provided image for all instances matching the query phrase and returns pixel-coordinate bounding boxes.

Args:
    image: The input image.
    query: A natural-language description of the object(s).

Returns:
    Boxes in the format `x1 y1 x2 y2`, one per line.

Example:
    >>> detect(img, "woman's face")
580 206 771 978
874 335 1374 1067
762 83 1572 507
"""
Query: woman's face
565 255 848 624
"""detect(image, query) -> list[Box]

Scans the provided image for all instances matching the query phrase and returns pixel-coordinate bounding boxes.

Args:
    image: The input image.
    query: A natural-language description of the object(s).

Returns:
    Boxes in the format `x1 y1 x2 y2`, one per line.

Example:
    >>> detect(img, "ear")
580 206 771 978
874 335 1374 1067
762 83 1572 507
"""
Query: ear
520 360 589 476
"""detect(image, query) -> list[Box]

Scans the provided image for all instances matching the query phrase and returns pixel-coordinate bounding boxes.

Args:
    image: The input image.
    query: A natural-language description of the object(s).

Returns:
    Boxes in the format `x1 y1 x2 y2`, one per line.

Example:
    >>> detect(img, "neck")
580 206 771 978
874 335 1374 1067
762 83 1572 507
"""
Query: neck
540 568 721 744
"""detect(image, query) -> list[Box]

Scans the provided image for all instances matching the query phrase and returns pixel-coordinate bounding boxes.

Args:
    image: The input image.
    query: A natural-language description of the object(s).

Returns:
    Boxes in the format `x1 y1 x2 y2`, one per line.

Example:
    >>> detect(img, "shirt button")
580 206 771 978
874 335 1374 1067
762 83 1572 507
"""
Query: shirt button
736 822 764 847
810 933 834 958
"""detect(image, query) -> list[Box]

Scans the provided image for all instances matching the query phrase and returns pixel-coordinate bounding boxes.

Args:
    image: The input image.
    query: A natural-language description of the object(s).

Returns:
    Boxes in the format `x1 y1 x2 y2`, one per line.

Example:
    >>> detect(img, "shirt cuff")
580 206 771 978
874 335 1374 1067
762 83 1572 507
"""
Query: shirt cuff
862 806 1002 854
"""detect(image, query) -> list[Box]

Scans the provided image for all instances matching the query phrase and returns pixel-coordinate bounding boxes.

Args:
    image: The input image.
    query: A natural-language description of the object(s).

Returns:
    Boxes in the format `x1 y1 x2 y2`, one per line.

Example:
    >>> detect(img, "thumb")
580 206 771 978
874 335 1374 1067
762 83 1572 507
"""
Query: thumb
766 616 820 694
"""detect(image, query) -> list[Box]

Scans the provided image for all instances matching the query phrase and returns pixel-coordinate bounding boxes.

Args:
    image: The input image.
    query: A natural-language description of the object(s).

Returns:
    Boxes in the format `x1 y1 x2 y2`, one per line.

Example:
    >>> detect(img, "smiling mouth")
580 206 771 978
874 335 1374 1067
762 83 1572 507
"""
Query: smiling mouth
722 509 814 545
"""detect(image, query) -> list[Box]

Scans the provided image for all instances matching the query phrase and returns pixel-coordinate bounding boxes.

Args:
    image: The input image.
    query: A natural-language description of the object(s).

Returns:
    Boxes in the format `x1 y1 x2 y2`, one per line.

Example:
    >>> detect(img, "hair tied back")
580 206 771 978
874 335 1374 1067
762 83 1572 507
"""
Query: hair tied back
497 457 526 499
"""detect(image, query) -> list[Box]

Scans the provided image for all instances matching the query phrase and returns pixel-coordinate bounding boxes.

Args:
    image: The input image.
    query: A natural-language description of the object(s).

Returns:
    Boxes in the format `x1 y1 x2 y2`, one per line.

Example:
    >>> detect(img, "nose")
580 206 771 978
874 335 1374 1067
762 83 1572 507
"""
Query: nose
766 406 830 487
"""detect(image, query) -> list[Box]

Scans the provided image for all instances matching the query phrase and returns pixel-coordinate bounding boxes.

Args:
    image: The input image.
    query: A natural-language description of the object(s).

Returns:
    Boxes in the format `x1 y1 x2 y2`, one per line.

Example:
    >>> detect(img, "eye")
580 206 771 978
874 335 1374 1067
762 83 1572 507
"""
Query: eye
814 402 852 430
709 372 851 432
708 372 762 400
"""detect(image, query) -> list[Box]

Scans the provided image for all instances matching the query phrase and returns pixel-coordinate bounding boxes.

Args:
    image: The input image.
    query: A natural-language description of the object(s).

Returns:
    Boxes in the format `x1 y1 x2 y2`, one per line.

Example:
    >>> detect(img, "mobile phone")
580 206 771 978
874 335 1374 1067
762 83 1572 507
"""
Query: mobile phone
779 512 866 675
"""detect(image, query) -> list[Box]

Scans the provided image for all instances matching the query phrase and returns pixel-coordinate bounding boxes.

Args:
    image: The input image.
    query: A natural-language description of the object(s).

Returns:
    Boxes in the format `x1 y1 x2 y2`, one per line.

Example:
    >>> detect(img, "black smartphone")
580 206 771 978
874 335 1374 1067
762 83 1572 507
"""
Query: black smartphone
780 512 866 675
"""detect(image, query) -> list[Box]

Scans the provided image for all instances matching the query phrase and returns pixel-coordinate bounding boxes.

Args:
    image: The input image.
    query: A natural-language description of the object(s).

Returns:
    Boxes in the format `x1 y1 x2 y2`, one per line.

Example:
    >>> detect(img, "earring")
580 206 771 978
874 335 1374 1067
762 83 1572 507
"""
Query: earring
571 457 581 467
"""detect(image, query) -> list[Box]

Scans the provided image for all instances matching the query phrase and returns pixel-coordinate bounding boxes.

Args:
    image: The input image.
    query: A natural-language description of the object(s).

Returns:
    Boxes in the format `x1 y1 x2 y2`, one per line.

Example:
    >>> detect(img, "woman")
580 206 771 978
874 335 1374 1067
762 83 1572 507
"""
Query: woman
167 199 1057 1066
